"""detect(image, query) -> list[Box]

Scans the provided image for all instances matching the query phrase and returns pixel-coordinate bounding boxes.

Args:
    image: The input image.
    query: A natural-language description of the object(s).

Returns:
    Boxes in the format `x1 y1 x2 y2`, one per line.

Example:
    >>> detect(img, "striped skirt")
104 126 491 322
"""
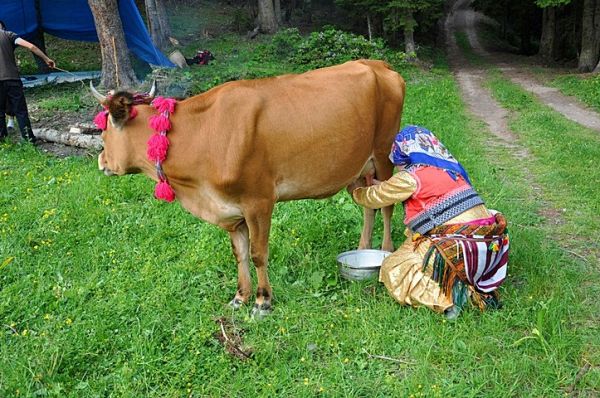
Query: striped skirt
380 212 509 312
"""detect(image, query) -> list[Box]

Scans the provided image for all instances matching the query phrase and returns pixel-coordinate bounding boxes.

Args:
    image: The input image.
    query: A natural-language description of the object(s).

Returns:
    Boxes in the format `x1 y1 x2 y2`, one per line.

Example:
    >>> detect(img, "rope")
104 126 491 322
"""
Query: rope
49 66 89 89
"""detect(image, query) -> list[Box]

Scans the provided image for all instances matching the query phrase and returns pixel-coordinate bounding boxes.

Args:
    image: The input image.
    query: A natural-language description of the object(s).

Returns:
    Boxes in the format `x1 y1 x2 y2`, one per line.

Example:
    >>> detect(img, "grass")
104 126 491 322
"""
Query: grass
1 3 599 397
550 74 600 113
16 37 101 76
2 62 599 397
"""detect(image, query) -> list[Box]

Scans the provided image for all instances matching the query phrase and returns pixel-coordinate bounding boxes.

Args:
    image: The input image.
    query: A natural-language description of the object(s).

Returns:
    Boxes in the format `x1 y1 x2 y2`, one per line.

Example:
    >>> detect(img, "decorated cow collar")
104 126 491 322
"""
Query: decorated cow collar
146 96 177 202
93 94 177 202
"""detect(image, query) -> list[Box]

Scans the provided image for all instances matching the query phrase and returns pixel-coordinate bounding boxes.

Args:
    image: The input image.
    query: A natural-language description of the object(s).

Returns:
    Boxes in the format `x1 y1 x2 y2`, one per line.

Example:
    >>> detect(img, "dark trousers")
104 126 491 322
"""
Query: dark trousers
0 80 34 140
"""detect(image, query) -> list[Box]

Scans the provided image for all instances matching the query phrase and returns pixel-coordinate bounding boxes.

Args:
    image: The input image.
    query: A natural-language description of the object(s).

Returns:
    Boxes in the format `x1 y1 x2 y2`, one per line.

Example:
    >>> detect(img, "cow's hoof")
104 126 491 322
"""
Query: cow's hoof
251 303 272 319
228 298 245 310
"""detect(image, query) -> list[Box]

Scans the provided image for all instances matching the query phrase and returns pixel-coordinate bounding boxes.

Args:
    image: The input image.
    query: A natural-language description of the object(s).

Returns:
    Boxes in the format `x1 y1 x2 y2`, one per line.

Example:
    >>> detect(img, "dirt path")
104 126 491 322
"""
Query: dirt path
444 0 555 223
446 0 599 264
445 1 523 153
452 0 600 132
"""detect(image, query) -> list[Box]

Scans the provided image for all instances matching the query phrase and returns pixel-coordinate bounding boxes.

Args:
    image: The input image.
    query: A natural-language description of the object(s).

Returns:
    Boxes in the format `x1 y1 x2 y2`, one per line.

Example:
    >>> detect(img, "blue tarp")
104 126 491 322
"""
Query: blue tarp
0 0 175 67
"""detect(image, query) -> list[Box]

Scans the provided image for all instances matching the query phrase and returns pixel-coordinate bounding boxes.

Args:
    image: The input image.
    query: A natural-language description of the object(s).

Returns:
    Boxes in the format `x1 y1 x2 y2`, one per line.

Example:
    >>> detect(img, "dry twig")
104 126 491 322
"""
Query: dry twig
214 317 253 360
566 360 592 396
365 352 415 365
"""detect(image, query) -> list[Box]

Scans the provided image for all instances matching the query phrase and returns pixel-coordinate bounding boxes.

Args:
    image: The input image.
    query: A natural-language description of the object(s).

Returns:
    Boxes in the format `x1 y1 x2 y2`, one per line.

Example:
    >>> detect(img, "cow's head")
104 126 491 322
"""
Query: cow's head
91 82 155 176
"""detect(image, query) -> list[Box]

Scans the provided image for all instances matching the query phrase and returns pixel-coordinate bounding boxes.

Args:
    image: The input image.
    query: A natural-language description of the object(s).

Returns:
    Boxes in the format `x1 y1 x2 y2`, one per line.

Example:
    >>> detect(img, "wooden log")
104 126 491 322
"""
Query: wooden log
69 122 101 135
33 128 103 150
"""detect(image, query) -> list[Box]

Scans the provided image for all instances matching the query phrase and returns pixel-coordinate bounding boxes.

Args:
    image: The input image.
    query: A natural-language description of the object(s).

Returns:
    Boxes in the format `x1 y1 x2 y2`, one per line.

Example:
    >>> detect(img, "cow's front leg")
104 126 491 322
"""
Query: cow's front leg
246 206 274 318
348 176 375 250
358 207 375 249
374 158 395 252
228 221 252 309
381 205 394 252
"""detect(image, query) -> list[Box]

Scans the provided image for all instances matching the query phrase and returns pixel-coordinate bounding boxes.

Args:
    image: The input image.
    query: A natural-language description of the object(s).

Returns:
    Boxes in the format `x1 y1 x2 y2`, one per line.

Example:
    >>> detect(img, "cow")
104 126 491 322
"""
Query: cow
91 59 406 317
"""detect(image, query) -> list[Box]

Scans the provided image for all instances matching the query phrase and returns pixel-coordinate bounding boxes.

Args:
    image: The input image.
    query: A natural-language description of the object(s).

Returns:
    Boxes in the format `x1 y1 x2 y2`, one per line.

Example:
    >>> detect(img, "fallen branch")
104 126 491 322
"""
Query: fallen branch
215 317 253 360
34 128 103 150
562 248 588 262
566 360 591 395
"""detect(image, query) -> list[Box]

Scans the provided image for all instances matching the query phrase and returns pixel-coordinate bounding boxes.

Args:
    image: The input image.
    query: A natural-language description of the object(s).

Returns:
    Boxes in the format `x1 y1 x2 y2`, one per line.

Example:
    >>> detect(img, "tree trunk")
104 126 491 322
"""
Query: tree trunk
303 0 313 24
155 0 172 39
33 0 50 74
539 7 557 61
30 30 50 74
367 14 372 41
404 27 416 57
519 11 534 55
596 0 600 54
284 0 296 22
258 0 278 33
88 0 138 89
274 0 282 26
579 0 595 71
403 11 416 59
146 0 172 50
593 57 600 72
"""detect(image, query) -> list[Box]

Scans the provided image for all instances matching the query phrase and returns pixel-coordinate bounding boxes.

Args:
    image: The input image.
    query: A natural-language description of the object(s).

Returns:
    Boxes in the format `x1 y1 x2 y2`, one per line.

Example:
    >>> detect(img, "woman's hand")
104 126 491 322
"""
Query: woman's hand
346 175 383 195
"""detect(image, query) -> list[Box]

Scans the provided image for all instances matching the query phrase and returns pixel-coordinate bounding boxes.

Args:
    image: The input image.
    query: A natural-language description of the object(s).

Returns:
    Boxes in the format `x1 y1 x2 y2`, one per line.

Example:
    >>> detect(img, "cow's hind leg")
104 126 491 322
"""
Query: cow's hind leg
246 204 274 319
228 221 252 309
356 160 376 249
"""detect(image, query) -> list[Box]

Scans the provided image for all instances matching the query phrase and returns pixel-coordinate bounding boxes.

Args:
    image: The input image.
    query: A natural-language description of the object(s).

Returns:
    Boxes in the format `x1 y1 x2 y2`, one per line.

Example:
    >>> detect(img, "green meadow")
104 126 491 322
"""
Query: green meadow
1 5 599 398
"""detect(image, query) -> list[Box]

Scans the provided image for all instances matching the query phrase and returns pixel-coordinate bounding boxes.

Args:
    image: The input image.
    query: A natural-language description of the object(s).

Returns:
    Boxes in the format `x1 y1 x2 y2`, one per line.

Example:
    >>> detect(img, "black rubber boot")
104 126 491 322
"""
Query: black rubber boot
16 116 36 143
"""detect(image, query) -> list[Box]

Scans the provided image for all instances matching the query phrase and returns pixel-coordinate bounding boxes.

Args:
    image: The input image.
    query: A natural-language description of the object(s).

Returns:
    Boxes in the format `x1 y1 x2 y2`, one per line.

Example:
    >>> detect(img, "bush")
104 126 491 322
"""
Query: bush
271 28 304 58
291 27 388 69
254 27 407 70
253 28 304 63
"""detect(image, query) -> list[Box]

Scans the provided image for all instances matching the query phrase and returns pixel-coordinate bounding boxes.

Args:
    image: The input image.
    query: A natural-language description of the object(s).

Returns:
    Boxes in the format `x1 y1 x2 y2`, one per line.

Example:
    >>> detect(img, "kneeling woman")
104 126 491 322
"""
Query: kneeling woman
350 126 509 319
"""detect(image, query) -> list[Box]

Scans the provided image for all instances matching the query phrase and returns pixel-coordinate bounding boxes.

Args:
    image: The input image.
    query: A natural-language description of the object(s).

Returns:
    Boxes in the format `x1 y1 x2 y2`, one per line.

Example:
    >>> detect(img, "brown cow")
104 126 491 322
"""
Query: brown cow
92 59 405 317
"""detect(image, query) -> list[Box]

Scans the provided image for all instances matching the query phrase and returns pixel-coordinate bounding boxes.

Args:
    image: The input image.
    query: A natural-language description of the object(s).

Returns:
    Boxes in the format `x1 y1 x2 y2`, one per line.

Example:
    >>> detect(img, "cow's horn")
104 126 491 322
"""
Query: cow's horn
89 81 107 102
148 80 157 98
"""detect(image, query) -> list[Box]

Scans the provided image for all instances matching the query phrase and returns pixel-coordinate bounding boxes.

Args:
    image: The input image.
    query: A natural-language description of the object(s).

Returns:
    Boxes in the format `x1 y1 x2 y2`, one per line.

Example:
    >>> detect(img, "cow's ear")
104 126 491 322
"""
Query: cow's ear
107 92 135 130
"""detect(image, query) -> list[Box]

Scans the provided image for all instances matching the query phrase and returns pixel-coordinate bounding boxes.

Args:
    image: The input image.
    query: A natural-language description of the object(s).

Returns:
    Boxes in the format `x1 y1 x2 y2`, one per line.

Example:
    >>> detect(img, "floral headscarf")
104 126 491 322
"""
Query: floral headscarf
389 125 472 184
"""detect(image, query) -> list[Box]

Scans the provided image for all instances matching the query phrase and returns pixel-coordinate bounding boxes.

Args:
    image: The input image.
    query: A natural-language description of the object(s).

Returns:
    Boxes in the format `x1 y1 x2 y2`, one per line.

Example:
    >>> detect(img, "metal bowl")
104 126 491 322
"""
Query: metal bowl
337 249 392 281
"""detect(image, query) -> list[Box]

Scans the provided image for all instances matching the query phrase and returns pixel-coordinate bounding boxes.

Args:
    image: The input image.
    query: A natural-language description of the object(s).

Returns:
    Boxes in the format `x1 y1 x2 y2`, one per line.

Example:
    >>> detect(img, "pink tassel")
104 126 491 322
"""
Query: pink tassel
149 114 171 132
129 106 138 120
146 133 170 162
93 111 108 130
152 96 177 114
155 181 175 202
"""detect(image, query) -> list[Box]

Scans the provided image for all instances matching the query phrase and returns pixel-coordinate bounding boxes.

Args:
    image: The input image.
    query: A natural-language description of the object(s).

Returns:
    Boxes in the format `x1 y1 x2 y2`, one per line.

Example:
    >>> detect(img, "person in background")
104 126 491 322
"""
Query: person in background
349 125 510 320
0 20 55 143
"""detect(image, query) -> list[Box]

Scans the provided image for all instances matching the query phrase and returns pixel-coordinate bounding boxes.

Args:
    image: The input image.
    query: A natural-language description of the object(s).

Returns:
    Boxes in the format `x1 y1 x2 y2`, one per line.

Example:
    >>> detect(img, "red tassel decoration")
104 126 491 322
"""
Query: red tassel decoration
145 96 178 202
155 181 175 202
149 114 171 132
129 106 138 120
93 110 109 130
146 133 170 162
152 96 177 114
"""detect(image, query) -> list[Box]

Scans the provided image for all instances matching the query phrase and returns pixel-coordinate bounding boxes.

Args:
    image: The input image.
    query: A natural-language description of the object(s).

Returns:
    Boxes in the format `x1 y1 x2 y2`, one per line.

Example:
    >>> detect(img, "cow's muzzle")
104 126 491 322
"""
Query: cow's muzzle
98 153 116 176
